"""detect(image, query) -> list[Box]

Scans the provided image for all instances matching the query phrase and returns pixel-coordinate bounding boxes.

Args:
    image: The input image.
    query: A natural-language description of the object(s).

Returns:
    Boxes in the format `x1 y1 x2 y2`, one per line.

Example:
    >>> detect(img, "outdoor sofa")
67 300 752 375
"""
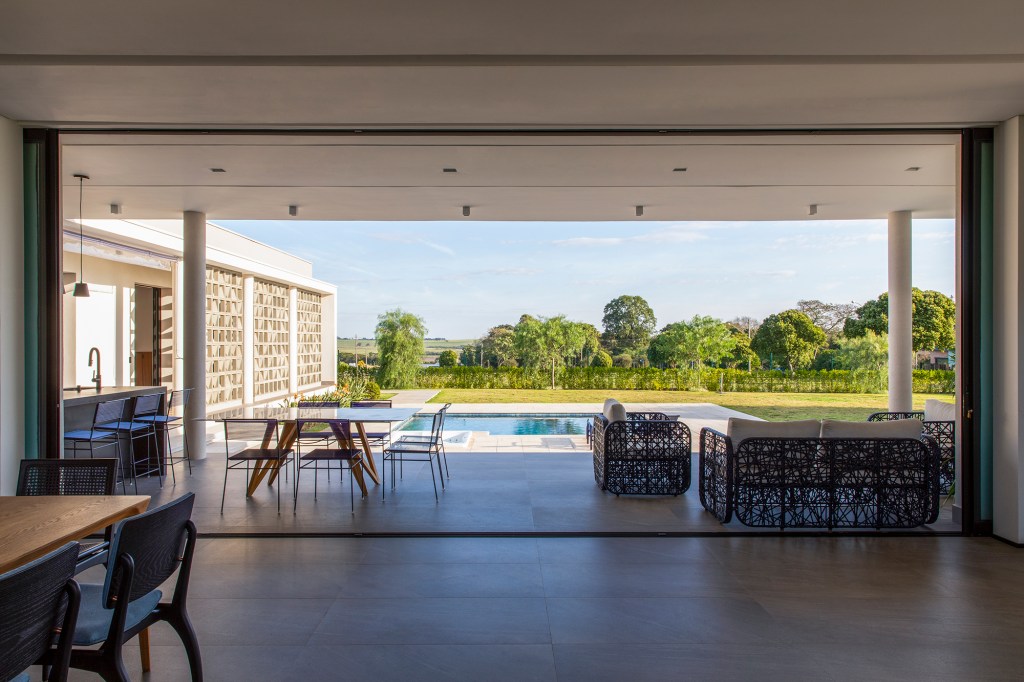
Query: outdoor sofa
592 399 691 496
868 399 956 494
699 417 941 529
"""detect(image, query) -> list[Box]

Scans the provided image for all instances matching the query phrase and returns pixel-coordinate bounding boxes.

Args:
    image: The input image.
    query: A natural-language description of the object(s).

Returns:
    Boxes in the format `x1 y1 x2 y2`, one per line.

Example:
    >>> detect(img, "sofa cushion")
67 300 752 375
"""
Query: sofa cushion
924 399 956 422
727 418 821 447
603 398 620 420
820 418 923 439
607 402 627 424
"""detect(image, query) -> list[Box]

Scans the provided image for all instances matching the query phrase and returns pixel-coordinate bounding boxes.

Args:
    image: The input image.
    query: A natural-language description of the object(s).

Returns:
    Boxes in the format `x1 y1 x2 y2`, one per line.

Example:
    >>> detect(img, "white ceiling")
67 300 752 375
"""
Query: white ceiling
5 1 993 219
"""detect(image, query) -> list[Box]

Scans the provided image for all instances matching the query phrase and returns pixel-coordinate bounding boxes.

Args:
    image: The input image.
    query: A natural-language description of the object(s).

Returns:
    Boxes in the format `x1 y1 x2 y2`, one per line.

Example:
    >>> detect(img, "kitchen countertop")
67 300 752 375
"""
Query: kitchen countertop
63 385 167 407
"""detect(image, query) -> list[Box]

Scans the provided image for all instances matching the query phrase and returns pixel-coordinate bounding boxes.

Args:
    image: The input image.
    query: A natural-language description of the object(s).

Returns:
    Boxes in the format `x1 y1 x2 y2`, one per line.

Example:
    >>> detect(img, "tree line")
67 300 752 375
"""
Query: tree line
370 290 955 388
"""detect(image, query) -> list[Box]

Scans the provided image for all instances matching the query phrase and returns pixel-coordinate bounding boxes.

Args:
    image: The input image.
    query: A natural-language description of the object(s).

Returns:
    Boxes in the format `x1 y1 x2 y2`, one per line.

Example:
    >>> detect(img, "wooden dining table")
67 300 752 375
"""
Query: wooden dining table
0 495 151 573
214 406 420 497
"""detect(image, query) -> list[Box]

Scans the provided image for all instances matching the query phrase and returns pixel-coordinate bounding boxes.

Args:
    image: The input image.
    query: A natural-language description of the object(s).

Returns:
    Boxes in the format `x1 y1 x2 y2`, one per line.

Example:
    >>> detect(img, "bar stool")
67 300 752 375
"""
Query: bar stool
63 398 130 493
97 394 163 490
135 388 193 483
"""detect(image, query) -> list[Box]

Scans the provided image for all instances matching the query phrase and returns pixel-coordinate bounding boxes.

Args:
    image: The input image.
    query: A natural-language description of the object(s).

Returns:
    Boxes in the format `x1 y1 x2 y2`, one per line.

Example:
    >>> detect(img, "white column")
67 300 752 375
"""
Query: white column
183 211 207 460
993 116 1024 542
322 293 337 387
288 286 298 394
242 275 255 404
887 210 913 412
0 117 24 494
172 260 184 390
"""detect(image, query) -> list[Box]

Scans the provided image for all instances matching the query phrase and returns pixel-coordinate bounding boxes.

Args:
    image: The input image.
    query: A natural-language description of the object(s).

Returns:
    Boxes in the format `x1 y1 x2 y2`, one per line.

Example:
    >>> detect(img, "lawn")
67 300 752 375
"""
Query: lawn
427 388 951 422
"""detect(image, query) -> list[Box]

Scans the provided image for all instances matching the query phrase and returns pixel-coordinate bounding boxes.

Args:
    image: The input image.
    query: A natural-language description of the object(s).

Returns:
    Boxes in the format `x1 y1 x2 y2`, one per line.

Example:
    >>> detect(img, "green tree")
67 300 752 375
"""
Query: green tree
724 324 760 370
752 310 827 371
647 323 687 368
460 344 480 366
647 316 736 369
437 349 459 367
591 349 613 367
513 315 547 369
374 308 427 388
835 330 888 371
481 324 516 366
601 295 657 359
612 353 633 368
844 289 956 351
797 299 859 342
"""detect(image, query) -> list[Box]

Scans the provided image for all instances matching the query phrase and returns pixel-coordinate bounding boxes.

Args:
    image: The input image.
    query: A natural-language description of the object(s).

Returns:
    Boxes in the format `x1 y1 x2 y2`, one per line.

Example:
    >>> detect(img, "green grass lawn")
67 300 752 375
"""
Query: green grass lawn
427 388 950 422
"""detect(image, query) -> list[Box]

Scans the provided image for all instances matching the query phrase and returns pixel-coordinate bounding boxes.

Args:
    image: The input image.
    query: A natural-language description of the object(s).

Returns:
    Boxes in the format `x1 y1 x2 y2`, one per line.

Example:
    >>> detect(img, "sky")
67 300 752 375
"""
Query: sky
219 219 956 340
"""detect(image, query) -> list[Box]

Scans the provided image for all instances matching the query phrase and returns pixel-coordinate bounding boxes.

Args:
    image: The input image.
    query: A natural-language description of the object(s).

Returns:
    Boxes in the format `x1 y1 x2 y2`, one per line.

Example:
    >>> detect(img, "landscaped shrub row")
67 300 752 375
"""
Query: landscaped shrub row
405 367 955 394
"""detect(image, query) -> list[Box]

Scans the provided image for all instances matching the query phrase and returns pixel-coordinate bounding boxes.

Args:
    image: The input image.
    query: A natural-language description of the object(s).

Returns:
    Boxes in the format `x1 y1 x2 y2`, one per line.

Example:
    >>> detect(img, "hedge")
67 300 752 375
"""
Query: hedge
392 366 954 394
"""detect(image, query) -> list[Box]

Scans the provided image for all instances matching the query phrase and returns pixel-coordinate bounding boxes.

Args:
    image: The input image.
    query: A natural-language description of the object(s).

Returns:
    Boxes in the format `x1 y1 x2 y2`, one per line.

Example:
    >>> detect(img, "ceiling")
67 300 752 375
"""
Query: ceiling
5 1 994 220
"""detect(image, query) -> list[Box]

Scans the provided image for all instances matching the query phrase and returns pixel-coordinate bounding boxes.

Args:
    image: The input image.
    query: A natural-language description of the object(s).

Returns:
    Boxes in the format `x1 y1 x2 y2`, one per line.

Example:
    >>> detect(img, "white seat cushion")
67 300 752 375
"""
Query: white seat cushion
727 418 821 447
820 418 923 439
924 399 956 422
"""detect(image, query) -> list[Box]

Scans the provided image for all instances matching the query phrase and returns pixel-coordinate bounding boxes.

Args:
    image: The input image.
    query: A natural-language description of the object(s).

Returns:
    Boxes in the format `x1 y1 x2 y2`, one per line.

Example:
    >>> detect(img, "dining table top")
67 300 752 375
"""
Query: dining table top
213 406 422 423
0 495 151 573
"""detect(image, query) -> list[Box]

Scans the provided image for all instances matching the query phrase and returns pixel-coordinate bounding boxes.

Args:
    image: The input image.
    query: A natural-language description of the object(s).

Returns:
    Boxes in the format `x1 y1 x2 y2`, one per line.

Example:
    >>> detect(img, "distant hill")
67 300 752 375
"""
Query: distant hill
337 337 475 364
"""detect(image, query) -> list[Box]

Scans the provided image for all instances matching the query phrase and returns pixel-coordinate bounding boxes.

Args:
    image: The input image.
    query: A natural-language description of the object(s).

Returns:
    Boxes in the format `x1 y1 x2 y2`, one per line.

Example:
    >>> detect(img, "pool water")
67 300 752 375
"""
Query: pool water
398 413 592 436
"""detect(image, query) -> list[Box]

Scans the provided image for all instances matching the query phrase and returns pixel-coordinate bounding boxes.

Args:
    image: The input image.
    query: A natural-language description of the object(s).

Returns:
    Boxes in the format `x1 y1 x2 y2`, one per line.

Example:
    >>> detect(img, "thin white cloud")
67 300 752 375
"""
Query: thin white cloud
554 227 708 247
370 232 456 257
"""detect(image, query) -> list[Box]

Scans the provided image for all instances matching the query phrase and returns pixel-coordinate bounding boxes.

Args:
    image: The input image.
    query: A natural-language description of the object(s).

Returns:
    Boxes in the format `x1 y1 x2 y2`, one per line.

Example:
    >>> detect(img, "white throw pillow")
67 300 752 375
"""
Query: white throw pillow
603 398 620 420
607 402 627 424
727 418 821 447
820 418 923 439
924 399 956 422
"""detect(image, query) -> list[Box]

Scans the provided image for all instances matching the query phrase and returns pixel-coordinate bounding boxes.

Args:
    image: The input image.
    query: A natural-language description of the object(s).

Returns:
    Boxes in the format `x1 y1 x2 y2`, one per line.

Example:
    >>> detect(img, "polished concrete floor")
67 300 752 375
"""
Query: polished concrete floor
62 535 1023 681
131 448 957 535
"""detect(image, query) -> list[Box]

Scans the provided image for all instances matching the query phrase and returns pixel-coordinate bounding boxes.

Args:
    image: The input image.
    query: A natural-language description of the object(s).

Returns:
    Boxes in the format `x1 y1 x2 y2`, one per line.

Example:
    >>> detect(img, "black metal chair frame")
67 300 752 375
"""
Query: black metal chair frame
17 458 119 571
0 542 81 682
350 399 395 450
294 418 364 513
69 493 202 682
383 409 445 501
868 411 956 494
389 403 451 480
591 412 691 496
96 394 163 491
136 388 193 483
698 428 941 530
63 399 129 494
220 419 295 514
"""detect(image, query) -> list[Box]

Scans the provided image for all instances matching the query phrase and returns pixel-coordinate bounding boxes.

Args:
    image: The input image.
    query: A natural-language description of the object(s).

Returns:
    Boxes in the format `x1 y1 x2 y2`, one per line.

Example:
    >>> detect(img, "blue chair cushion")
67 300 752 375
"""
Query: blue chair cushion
72 583 162 646
64 429 117 440
11 672 30 682
97 420 153 433
135 415 181 424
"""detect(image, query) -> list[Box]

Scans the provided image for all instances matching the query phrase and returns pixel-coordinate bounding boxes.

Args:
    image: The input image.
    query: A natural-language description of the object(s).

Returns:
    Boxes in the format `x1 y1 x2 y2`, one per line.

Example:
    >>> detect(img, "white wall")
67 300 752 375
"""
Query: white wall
992 116 1024 543
0 118 24 495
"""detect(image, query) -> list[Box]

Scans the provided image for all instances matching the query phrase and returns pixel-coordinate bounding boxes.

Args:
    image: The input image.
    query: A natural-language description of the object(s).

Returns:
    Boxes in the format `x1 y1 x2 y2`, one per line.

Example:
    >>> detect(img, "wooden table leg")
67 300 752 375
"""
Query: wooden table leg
139 627 151 672
266 422 298 488
354 423 382 485
246 459 277 496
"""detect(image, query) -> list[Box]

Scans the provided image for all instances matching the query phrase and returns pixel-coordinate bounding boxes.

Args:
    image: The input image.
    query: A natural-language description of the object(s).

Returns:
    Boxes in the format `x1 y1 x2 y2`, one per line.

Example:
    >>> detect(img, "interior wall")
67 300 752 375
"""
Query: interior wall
992 116 1024 544
0 118 24 495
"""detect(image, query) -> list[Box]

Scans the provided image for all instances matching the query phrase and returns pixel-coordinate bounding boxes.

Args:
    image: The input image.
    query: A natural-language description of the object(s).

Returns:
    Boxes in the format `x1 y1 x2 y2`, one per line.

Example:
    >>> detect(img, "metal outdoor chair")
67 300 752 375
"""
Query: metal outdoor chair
96 394 164 490
383 409 445 501
134 388 192 483
69 493 202 682
63 399 129 494
0 542 81 682
220 419 295 514
296 400 341 447
391 403 450 479
350 399 394 449
17 458 120 571
294 418 364 513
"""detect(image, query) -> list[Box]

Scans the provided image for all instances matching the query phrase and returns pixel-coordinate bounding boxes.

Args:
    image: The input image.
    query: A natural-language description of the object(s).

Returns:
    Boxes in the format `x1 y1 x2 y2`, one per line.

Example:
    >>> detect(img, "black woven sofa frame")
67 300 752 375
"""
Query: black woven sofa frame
868 411 955 494
592 412 691 496
699 427 941 530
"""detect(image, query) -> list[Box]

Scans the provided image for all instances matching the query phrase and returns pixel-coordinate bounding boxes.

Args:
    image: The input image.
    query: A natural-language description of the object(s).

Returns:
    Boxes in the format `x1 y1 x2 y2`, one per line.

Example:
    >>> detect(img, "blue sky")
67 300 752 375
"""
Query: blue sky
220 219 956 340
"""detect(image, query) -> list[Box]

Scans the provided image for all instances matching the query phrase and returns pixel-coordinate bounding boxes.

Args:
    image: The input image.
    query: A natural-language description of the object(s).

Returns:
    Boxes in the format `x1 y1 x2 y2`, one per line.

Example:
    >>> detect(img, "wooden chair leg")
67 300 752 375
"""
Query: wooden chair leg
139 627 152 672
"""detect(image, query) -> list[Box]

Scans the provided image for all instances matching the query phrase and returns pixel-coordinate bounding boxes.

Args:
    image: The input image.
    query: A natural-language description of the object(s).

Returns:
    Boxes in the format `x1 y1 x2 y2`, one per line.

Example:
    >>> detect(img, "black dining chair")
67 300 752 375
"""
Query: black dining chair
220 419 295 514
294 418 364 513
350 399 394 449
0 542 81 682
69 493 202 682
17 458 119 571
383 409 446 501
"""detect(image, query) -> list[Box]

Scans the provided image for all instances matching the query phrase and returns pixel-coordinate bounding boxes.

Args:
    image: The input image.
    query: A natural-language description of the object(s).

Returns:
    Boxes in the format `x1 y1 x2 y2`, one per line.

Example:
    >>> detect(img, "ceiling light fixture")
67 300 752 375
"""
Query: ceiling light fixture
109 203 121 215
808 204 818 216
72 173 90 297
462 206 471 217
635 205 644 217
672 167 687 172
288 205 298 217
443 168 458 173
210 167 226 173
905 166 921 172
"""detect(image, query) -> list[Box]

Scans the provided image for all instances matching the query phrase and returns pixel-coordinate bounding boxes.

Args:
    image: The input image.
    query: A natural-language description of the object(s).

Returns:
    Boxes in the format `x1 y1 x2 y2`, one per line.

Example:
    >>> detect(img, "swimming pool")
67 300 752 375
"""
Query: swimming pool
398 413 593 436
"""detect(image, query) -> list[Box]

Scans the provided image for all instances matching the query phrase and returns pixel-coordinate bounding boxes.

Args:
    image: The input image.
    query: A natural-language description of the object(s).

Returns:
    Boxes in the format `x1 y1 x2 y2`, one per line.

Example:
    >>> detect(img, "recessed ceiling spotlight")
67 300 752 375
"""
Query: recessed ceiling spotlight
905 166 921 172
288 205 298 217
636 205 645 217
443 168 458 173
110 203 122 215
672 167 687 172
462 205 471 217
210 168 226 173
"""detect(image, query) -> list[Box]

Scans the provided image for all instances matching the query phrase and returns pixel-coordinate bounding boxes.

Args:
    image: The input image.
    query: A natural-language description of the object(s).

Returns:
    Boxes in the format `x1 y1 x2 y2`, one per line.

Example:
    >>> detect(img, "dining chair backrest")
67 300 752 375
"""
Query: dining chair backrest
103 493 196 608
167 388 191 417
427 411 444 444
16 458 118 496
351 400 392 408
0 542 81 682
222 419 279 449
296 418 353 446
298 400 341 408
93 399 126 428
132 393 163 419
